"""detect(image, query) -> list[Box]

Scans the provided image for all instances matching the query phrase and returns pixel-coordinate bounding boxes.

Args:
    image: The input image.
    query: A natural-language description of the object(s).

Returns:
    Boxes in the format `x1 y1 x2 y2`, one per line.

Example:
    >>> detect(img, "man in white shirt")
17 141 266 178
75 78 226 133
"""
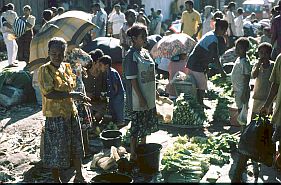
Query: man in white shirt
108 4 125 39
226 2 236 37
225 2 236 48
234 7 244 37
1 3 18 67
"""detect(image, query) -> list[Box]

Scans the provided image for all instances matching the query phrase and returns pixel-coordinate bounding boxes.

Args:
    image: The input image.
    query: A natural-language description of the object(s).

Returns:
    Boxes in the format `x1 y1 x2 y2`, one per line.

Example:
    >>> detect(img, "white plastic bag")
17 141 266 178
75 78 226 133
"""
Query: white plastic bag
237 104 248 126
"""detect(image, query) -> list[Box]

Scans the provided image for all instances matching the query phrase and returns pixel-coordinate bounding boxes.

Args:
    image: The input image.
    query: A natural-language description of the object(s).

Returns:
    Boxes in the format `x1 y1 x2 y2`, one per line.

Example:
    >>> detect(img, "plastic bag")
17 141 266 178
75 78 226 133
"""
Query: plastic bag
238 115 274 166
237 104 248 126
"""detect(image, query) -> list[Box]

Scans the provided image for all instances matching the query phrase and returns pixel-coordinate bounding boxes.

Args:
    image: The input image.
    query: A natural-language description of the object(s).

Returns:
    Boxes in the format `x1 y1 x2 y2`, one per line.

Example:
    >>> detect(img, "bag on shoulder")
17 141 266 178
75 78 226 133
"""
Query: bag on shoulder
13 17 26 38
238 115 275 166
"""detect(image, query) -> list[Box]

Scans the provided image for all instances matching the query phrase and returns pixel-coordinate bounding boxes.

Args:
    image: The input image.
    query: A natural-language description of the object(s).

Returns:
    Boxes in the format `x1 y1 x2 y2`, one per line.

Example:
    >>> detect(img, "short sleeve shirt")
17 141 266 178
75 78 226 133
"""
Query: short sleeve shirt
26 15 36 30
181 9 202 37
226 10 236 36
108 12 126 35
231 57 251 92
124 47 156 111
186 31 218 72
38 62 78 118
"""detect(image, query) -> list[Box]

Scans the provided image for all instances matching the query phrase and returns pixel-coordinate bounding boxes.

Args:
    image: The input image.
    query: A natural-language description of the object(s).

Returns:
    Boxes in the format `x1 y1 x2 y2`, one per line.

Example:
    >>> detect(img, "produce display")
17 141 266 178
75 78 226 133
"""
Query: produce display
212 97 232 123
172 94 207 126
210 74 232 97
161 133 239 183
121 129 131 147
247 37 258 62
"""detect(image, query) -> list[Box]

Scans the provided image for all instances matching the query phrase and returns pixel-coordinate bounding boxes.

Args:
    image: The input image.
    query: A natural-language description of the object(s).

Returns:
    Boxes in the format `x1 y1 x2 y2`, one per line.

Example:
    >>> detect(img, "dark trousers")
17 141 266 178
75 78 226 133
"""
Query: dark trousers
17 30 33 62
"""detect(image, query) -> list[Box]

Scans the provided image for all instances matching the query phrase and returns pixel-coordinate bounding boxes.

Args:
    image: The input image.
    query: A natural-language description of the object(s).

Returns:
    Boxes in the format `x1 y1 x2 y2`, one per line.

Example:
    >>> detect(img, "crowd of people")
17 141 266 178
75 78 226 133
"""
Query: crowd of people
1 0 281 183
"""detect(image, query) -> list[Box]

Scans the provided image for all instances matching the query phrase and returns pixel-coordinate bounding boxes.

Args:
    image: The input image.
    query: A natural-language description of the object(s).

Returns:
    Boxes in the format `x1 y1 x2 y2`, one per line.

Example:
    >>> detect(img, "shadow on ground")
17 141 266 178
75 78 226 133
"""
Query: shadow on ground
0 103 41 131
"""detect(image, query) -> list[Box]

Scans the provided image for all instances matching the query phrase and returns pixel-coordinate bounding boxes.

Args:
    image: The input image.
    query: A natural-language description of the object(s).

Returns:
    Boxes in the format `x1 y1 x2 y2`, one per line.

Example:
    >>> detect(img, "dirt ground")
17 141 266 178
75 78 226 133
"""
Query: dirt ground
1 100 281 183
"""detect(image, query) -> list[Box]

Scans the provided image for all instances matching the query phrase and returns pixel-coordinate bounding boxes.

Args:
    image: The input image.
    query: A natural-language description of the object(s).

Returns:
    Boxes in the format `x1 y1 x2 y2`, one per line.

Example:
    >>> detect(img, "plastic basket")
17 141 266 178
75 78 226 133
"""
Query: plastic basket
173 81 197 98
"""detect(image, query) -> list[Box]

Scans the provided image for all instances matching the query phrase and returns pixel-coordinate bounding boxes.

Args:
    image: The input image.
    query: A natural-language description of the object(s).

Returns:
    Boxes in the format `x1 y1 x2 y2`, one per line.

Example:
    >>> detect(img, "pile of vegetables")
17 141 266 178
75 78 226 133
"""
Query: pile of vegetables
210 74 232 97
161 135 210 182
172 94 207 126
247 37 258 62
121 129 131 147
106 121 118 130
212 97 232 123
161 133 239 183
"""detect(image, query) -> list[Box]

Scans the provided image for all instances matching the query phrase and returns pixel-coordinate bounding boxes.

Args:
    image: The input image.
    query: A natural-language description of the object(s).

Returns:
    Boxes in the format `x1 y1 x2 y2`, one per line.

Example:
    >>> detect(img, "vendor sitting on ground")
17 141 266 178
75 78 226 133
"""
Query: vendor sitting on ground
98 55 126 128
185 18 228 109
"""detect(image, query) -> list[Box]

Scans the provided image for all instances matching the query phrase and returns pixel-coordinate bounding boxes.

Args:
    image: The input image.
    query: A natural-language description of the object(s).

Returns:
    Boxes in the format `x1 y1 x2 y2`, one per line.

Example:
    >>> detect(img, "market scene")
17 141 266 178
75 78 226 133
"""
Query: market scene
1 0 281 183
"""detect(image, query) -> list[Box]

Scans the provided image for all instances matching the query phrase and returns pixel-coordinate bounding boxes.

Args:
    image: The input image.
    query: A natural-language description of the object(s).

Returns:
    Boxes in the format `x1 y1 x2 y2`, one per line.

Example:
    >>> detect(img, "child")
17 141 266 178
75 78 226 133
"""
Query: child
231 37 256 183
230 37 251 130
251 43 274 118
98 55 125 127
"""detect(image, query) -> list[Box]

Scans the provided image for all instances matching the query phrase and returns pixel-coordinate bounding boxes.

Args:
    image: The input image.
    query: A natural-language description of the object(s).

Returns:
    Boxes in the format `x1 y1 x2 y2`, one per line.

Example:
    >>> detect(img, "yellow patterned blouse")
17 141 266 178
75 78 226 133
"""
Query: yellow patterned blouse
38 62 78 118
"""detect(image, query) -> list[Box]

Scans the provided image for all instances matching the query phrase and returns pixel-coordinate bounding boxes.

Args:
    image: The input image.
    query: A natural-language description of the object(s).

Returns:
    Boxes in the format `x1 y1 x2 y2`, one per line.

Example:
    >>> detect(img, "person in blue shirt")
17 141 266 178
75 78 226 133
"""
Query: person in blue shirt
98 55 125 127
186 18 228 108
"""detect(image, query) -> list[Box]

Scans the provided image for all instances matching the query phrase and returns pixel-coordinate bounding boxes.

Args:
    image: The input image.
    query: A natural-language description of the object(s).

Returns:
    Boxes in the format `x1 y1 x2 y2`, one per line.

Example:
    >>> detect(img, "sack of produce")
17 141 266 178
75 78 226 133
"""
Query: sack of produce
238 115 274 166
0 85 24 107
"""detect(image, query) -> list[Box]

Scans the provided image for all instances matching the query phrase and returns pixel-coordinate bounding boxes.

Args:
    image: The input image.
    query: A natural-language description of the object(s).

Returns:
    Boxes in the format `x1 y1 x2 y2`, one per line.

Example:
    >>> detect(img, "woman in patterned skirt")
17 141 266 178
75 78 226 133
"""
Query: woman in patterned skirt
38 37 91 183
124 23 159 162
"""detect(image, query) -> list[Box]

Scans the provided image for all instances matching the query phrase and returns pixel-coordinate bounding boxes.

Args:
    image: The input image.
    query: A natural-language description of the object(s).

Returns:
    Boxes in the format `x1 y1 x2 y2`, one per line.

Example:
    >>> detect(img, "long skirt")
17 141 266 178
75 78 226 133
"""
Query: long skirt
42 115 84 169
130 107 159 138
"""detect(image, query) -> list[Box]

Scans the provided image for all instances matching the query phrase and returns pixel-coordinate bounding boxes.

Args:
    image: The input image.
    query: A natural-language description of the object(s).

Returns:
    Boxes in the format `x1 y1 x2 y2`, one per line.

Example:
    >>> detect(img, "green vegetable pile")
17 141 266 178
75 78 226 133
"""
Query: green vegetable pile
161 133 239 183
161 135 210 183
121 129 131 147
213 97 232 123
195 133 239 166
210 74 232 97
172 94 207 126
106 121 118 130
247 37 258 62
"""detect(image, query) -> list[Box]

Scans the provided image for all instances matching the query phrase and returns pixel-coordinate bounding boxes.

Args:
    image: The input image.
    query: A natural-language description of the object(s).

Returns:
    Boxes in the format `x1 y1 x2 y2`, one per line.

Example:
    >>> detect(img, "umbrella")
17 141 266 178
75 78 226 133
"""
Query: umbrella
150 33 196 60
169 20 182 34
82 37 122 64
27 10 96 71
144 34 162 52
